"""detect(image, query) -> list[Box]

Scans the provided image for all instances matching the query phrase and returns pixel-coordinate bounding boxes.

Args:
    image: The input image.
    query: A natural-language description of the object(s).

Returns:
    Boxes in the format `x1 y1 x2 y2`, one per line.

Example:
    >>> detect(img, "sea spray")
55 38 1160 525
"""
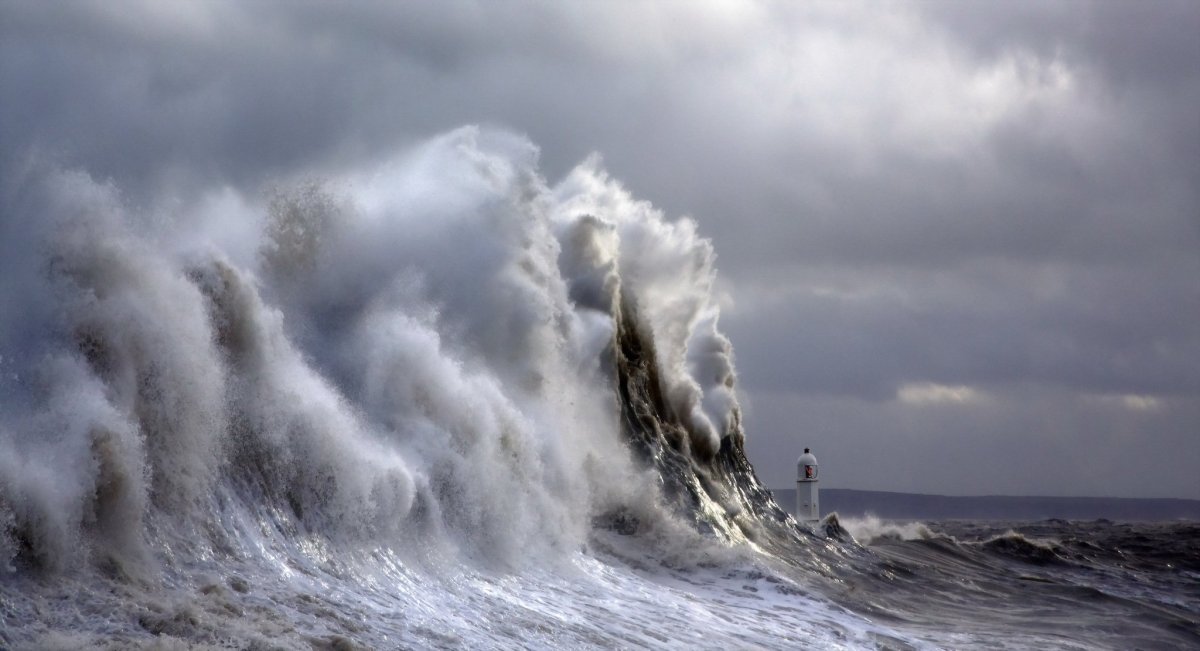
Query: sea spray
840 515 935 546
0 127 786 583
2 127 1195 650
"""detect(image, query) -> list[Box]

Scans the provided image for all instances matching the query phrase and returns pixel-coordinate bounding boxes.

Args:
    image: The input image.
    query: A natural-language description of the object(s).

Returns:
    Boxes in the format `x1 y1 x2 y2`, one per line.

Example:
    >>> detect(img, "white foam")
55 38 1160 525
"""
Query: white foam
841 514 936 545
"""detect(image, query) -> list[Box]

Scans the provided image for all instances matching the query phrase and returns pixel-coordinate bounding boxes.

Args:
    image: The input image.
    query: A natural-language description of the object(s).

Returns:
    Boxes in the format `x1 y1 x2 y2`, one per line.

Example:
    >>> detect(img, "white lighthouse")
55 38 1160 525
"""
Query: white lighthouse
796 448 819 521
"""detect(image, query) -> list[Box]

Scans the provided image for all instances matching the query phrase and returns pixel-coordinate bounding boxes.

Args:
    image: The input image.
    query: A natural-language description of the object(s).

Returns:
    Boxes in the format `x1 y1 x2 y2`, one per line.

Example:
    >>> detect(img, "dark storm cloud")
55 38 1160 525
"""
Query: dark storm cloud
0 1 730 194
2 1 1197 496
727 260 1200 399
2 2 404 195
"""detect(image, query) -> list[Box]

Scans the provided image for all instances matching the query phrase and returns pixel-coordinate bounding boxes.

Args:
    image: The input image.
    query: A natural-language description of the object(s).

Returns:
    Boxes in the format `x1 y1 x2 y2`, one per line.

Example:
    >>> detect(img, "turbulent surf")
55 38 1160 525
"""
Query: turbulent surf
1 128 1196 649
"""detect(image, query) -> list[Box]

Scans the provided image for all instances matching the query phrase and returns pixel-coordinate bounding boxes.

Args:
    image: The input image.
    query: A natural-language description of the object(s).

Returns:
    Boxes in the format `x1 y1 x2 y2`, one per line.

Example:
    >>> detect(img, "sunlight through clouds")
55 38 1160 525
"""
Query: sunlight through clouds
897 382 985 406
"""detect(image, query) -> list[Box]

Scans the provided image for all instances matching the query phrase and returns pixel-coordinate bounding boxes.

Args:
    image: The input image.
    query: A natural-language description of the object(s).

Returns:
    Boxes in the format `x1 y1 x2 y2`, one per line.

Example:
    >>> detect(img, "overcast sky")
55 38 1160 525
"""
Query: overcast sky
3 1 1197 498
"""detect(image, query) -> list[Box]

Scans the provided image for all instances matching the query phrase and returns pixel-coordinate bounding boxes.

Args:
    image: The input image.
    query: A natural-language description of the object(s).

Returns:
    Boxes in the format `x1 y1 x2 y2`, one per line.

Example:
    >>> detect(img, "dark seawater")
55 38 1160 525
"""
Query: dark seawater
775 488 1200 522
822 517 1200 649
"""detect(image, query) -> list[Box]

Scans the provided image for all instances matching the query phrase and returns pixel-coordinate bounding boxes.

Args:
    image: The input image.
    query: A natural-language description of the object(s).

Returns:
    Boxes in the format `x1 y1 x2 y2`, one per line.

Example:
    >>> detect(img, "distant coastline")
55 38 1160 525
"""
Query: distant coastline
770 488 1200 521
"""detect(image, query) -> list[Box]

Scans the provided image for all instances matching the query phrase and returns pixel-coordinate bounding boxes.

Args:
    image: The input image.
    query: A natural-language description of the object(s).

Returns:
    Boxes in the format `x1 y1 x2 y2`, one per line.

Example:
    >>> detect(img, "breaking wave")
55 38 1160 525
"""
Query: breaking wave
1 129 744 568
840 515 935 546
0 128 836 648
2 128 1196 649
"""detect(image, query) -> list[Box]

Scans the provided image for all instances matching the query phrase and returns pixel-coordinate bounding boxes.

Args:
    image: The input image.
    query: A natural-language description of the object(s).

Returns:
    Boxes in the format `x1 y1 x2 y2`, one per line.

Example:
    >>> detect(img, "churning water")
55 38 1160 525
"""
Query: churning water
1 128 1196 649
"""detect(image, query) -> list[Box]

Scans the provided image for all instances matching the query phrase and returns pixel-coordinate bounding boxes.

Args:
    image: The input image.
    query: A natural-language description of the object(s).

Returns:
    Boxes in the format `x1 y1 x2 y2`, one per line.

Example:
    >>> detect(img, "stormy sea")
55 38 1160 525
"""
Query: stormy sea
1 128 1196 650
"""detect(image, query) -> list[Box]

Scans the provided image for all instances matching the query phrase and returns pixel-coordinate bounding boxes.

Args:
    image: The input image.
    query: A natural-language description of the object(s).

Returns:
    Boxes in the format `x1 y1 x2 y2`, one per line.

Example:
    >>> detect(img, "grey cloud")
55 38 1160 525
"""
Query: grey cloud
726 260 1200 400
918 0 1200 88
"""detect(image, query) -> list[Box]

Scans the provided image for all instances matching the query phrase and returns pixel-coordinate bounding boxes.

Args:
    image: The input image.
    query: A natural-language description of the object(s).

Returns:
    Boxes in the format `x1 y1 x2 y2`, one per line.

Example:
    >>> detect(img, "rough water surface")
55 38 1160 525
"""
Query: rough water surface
1 129 1196 649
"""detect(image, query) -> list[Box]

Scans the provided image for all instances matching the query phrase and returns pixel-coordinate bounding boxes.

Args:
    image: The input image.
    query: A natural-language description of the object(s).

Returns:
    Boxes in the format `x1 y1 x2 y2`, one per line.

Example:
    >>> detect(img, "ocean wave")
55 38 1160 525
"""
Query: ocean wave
2 128 1196 649
839 514 936 546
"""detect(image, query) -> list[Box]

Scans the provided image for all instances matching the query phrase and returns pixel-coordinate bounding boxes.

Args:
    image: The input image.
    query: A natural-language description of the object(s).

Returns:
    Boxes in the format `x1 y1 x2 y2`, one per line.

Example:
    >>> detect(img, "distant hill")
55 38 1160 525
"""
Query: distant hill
770 488 1200 521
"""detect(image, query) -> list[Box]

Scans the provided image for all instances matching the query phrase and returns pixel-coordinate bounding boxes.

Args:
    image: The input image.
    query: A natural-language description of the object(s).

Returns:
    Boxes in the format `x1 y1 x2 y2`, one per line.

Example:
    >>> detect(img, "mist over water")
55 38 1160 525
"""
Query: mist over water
1 128 1196 649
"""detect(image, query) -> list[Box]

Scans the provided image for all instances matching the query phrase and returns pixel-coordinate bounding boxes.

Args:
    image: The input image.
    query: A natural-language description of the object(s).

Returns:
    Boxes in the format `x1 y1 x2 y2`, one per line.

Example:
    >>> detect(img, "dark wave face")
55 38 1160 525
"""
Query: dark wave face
830 517 1200 649
0 129 1196 649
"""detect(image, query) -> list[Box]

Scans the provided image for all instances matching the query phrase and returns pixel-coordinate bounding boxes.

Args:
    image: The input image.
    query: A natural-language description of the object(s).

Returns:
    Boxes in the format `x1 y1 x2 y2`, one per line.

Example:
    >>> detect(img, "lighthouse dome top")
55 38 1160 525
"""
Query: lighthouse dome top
797 448 817 467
